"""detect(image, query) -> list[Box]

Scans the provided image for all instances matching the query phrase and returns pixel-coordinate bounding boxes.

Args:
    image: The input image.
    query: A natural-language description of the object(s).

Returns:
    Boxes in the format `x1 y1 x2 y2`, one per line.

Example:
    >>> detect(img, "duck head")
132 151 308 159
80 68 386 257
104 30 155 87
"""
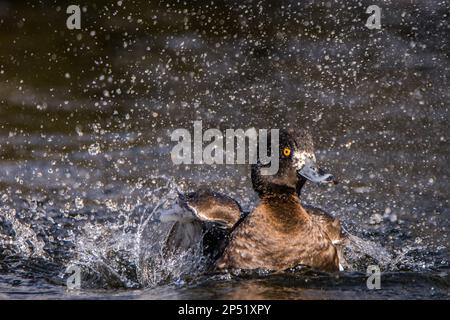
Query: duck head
251 129 337 196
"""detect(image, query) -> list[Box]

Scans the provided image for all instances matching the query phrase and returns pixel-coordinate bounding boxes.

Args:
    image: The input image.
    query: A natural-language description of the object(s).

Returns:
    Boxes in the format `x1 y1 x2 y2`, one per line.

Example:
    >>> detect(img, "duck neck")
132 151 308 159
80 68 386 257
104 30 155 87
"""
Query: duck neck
259 189 310 226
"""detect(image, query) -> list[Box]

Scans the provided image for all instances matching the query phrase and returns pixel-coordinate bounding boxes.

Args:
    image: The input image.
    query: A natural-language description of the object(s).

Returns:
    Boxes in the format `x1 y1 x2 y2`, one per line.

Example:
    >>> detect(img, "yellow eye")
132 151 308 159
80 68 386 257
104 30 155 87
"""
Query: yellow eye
283 147 291 157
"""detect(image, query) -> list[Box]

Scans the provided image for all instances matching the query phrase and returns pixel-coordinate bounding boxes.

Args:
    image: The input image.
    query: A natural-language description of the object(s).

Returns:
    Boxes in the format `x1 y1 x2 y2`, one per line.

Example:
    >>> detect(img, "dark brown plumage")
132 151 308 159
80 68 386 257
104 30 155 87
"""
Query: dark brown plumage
162 189 245 261
179 189 243 229
216 192 340 272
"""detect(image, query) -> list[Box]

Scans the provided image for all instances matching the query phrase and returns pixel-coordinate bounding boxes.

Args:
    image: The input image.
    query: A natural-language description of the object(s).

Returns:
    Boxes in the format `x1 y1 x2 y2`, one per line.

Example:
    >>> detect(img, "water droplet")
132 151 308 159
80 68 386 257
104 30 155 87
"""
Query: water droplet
75 197 84 210
88 143 101 155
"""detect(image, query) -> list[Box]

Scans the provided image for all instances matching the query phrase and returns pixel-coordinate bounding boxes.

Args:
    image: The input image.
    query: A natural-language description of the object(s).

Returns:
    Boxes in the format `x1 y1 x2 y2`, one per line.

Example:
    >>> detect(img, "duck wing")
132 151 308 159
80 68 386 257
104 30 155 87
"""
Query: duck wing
303 205 348 270
160 190 246 261
303 205 345 243
304 205 396 271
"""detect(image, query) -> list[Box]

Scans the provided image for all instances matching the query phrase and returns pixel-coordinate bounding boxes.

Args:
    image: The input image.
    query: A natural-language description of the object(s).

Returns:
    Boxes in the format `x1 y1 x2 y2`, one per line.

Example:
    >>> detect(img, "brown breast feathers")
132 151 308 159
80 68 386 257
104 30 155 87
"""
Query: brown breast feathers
216 193 339 272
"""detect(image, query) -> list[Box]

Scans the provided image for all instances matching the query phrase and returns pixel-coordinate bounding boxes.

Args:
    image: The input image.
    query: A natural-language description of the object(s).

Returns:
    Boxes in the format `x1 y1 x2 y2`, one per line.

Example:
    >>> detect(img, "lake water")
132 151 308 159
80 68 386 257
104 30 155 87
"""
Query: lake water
0 0 448 299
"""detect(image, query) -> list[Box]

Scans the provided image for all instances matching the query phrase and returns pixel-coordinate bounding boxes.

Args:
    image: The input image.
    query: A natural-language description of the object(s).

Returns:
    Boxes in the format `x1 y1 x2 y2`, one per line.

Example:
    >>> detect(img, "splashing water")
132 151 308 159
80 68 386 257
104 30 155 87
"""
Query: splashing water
0 175 208 289
0 172 448 298
60 176 212 288
0 1 449 299
0 205 46 258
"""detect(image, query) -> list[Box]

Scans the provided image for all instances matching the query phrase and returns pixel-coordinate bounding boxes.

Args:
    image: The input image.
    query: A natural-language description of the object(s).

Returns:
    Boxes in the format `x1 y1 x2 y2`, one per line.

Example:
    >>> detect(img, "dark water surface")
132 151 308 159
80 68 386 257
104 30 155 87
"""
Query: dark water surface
0 1 449 299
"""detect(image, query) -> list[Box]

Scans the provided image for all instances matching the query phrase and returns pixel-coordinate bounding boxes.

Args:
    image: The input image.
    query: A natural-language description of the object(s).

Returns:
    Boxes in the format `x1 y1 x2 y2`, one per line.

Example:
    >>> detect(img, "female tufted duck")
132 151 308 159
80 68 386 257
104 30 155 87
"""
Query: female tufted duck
160 129 345 272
